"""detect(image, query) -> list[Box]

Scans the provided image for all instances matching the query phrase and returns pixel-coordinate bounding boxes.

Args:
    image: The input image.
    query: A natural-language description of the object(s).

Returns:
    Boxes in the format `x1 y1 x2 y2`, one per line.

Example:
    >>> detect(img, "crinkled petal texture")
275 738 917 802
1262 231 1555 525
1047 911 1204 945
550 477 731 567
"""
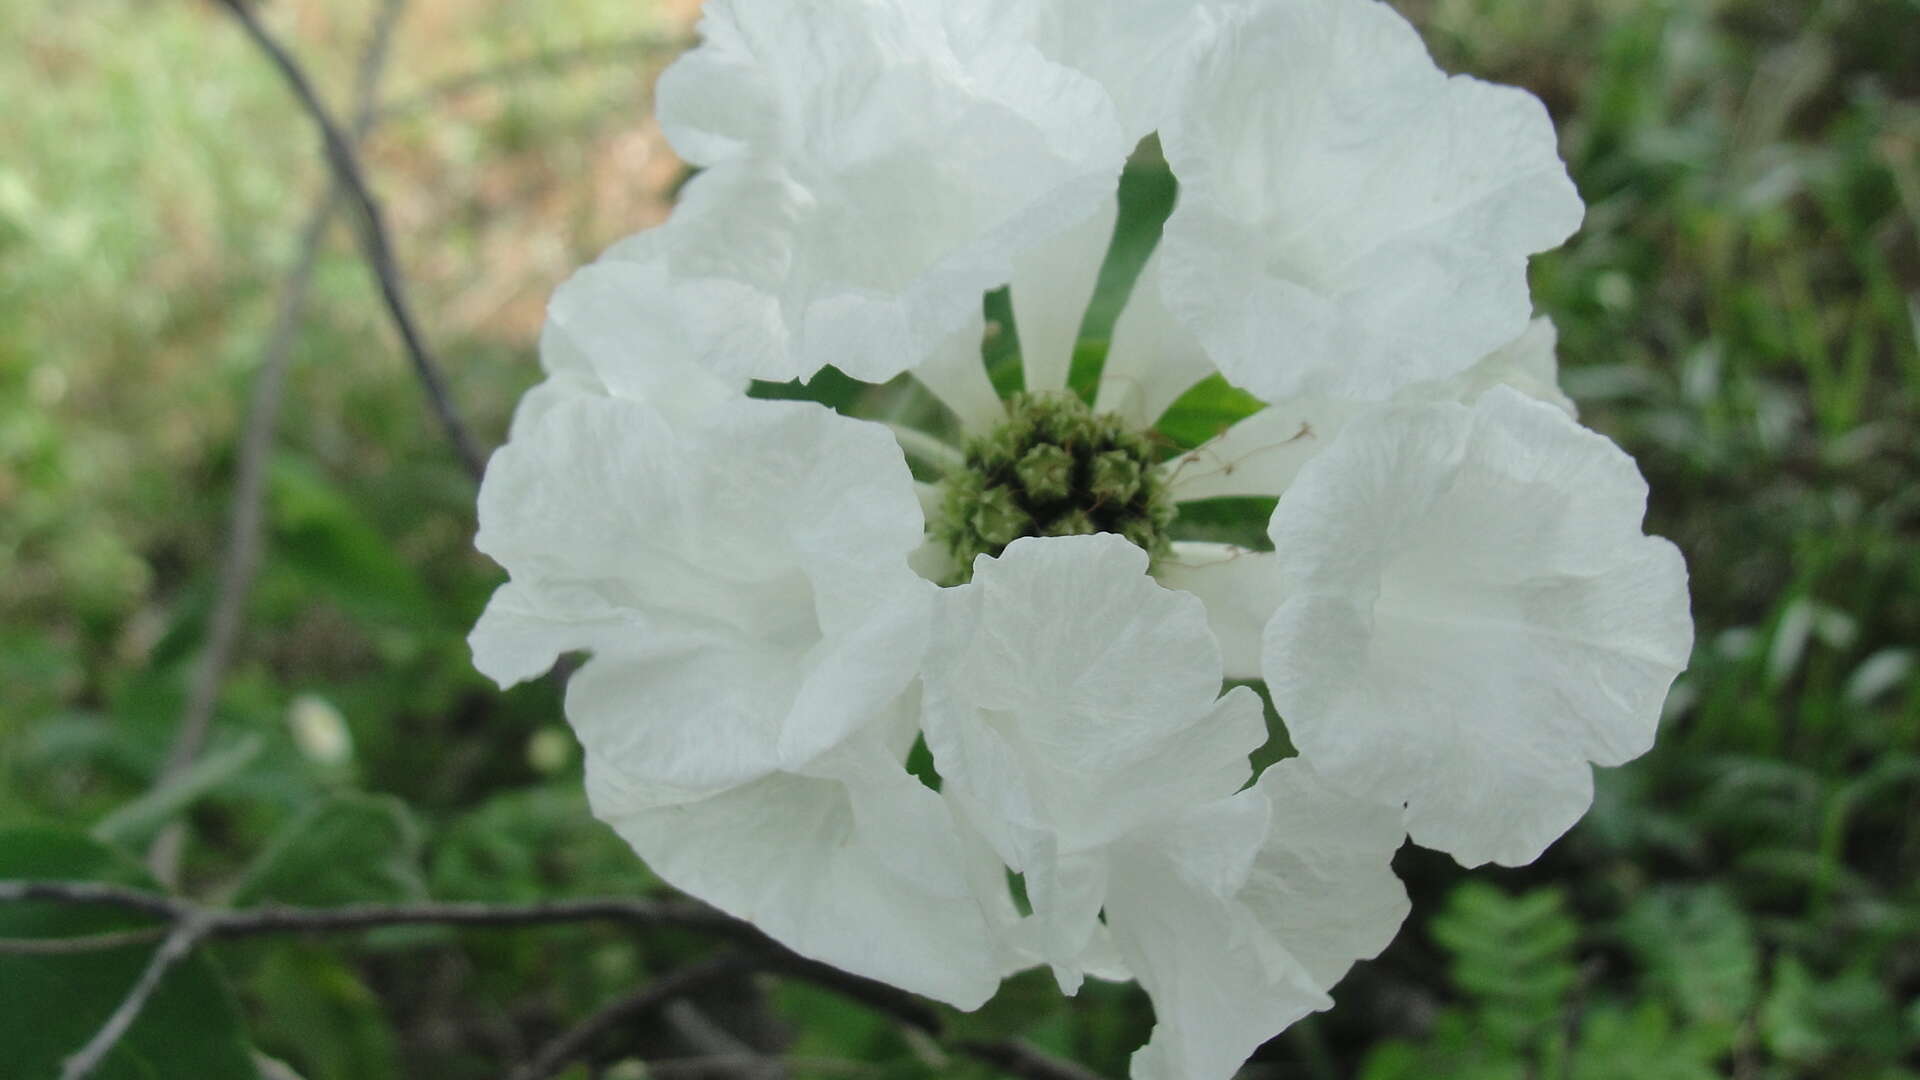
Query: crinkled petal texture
1109 761 1409 1080
588 722 1003 1009
654 0 1128 384
468 392 1002 1003
922 534 1267 989
533 230 746 416
470 392 932 797
1157 0 1583 402
1262 388 1693 867
967 0 1214 139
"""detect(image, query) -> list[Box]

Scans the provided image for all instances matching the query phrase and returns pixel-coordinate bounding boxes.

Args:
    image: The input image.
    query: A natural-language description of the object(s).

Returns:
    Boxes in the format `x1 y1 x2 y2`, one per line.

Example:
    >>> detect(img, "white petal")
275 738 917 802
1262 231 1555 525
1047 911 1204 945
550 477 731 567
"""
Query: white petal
1158 0 1584 402
1013 194 1118 394
1262 389 1693 866
1162 397 1365 503
652 0 1129 385
470 394 932 793
1093 255 1219 429
1106 793 1327 1080
981 0 1216 139
590 731 1002 1009
922 534 1264 988
1106 761 1409 1080
542 237 745 414
911 315 1007 435
925 535 1253 846
1238 759 1410 990
1153 543 1286 681
1399 315 1577 417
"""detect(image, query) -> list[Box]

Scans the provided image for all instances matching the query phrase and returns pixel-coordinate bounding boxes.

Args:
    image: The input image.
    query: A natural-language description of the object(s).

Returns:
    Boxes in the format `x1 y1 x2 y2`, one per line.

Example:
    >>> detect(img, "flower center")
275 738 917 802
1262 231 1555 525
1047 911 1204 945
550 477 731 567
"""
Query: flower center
934 392 1174 581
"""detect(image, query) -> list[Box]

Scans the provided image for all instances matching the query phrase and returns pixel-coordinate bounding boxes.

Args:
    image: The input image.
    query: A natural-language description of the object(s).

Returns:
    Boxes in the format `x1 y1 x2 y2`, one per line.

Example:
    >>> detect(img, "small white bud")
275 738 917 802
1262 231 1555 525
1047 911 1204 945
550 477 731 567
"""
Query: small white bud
526 727 574 774
287 694 353 768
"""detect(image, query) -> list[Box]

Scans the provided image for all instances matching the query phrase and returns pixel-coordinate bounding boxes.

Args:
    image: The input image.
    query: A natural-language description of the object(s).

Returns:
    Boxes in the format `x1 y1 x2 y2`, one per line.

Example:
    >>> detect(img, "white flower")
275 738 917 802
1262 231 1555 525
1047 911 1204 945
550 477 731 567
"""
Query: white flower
650 0 1130 384
923 534 1408 1079
1260 388 1693 867
468 386 1001 1006
470 0 1693 1073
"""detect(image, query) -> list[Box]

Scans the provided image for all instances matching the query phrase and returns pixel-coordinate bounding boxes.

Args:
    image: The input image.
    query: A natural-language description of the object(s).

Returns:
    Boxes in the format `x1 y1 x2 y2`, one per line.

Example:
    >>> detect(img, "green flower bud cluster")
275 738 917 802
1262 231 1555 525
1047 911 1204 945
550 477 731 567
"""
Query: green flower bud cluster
936 392 1175 581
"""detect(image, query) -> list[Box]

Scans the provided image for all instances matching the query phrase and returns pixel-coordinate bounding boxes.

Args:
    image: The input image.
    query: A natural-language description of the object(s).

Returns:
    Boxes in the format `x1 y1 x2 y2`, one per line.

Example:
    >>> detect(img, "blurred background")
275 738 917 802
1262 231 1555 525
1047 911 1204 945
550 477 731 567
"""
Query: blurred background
1 0 1916 1077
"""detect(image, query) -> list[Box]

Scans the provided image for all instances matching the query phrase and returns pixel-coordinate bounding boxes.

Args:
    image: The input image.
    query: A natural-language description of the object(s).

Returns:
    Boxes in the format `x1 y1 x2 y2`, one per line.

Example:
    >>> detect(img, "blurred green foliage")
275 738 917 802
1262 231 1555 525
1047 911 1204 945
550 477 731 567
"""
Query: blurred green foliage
1 0 1917 1076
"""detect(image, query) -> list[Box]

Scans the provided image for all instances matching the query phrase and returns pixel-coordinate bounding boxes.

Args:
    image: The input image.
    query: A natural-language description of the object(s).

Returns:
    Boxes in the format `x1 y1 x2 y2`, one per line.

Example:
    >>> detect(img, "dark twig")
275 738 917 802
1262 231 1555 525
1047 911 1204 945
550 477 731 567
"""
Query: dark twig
0 881 744 945
378 32 690 119
150 0 409 884
1 880 1111 1078
59 914 213 1080
505 953 757 1080
212 0 488 480
0 926 170 955
754 951 1103 1080
954 1039 1110 1080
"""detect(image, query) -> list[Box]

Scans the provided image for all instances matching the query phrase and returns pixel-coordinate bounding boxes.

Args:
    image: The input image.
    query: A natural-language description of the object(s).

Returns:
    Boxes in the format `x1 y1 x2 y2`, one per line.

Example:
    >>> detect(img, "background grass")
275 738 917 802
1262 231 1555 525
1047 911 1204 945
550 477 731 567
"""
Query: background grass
1 0 1916 1077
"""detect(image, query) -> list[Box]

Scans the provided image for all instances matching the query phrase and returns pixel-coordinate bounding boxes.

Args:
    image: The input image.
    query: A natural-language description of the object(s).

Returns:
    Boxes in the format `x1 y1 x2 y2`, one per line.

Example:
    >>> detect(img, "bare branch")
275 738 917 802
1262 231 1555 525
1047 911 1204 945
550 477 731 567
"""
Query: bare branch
211 0 488 480
150 0 410 884
59 914 213 1080
505 953 757 1080
0 927 168 955
0 881 748 946
0 880 185 920
955 1040 1111 1080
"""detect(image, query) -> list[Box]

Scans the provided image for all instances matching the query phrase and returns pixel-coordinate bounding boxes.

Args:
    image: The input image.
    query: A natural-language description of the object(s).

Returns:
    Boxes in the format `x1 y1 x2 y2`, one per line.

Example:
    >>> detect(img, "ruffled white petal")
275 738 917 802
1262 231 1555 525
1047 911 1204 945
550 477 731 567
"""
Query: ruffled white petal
652 0 1129 385
1013 194 1117 394
1262 389 1693 866
922 534 1265 988
1236 760 1410 990
1153 542 1286 681
975 0 1216 139
1402 315 1577 417
1106 758 1411 1080
470 394 931 793
911 316 1007 435
540 235 746 411
1158 0 1583 402
589 729 1003 1009
1093 255 1219 429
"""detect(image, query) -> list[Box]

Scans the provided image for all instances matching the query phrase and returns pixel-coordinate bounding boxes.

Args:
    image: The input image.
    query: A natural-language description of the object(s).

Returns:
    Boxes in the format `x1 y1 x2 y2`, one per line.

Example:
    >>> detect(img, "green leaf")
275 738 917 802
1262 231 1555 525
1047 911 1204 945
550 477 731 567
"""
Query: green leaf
1152 374 1265 451
248 945 400 1080
1569 1002 1719 1080
229 792 425 907
1430 883 1580 1050
1617 885 1759 1042
268 456 435 632
0 826 256 1080
1760 956 1905 1066
90 735 265 849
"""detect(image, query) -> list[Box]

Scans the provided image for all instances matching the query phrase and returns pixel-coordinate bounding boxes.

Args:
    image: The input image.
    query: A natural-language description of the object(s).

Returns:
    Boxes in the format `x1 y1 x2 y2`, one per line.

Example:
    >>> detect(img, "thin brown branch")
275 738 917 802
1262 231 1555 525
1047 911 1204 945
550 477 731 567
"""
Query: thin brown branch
59 914 213 1080
505 953 757 1080
0 926 168 955
0 881 746 947
955 1039 1110 1080
212 0 488 480
150 0 410 884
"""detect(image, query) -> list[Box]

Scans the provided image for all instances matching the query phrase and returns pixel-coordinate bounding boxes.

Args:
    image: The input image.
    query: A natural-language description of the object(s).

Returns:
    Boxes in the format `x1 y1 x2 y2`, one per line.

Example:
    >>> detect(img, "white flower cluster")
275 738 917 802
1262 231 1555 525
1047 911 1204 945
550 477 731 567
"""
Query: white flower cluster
471 1 1694 1076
